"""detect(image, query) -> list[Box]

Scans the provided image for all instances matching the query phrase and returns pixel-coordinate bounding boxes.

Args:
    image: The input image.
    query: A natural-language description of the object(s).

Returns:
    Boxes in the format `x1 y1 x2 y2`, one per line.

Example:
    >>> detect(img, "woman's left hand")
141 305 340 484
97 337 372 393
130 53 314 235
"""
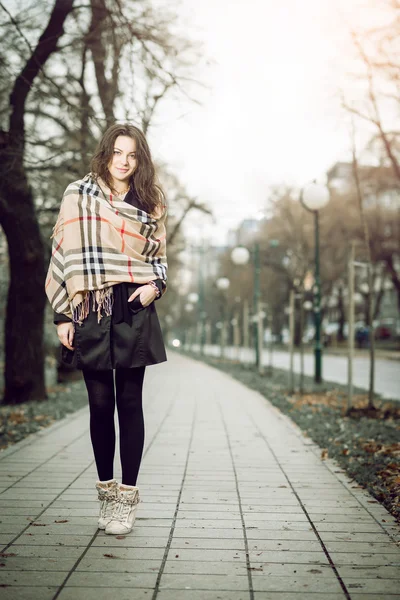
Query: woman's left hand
128 284 157 307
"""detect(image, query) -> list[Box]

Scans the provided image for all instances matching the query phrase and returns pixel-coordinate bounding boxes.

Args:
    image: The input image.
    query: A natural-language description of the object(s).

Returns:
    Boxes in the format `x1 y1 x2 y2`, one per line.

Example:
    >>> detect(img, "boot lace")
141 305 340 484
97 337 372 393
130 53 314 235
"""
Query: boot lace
112 492 140 523
98 488 117 520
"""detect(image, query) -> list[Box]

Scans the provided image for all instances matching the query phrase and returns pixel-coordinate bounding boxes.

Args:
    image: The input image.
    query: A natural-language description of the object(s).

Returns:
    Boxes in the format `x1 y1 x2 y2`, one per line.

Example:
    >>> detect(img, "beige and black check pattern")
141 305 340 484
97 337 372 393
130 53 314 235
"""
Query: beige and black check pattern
45 174 167 321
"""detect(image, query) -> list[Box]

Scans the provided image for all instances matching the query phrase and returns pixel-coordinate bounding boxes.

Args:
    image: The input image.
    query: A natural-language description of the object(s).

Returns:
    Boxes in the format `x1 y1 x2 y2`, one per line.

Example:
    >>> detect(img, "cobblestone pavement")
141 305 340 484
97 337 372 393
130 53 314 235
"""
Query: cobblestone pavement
0 351 399 600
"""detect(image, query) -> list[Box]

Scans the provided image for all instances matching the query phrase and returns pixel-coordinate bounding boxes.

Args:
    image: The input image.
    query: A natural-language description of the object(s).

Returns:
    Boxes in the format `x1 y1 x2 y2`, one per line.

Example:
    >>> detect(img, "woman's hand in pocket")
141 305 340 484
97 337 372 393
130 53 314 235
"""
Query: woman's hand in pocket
128 284 157 308
57 322 75 350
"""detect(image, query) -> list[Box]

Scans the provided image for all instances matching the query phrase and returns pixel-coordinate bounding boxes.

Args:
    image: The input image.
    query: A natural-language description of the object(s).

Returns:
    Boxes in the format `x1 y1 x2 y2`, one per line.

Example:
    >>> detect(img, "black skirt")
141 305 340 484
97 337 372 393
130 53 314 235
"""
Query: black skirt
61 282 167 370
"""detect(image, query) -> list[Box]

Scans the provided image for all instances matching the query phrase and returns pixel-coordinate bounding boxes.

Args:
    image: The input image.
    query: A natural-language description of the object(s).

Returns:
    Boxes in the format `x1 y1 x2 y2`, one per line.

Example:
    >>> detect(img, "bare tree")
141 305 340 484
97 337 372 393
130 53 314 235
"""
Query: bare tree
341 4 400 303
350 119 376 407
0 0 74 404
0 0 208 401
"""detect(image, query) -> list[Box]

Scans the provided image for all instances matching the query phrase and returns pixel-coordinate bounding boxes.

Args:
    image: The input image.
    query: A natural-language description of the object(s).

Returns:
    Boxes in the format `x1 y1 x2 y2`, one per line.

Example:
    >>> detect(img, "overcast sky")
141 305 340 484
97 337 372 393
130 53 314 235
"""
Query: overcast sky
148 0 387 242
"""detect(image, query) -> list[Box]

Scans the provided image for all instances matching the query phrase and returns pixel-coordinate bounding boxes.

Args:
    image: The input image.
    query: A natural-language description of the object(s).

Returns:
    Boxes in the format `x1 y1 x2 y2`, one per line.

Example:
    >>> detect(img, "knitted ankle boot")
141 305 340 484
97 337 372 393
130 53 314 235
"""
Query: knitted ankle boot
105 484 140 535
95 478 118 529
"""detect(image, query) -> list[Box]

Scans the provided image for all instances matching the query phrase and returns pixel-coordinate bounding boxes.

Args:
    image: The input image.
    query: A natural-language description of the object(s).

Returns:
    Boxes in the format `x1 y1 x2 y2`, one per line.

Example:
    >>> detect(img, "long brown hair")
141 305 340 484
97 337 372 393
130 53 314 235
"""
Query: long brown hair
90 123 165 214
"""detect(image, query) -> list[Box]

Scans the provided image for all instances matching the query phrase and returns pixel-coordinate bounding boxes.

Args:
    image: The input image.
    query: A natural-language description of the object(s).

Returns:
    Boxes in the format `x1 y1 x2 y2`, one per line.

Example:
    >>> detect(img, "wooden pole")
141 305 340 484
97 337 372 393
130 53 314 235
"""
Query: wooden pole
367 263 376 407
243 299 249 347
289 289 295 393
234 310 240 361
257 302 264 375
242 298 249 364
347 242 355 411
253 243 261 369
267 312 273 376
299 291 305 394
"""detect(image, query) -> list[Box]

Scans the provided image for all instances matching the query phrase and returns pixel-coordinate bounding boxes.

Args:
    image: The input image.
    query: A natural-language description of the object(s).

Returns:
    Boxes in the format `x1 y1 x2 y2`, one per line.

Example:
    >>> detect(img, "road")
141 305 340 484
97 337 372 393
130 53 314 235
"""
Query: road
199 344 400 401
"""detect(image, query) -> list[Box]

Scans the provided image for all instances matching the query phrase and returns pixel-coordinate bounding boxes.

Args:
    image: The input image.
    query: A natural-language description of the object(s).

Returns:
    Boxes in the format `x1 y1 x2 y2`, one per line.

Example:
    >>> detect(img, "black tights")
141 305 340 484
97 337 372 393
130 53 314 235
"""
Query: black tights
82 367 146 486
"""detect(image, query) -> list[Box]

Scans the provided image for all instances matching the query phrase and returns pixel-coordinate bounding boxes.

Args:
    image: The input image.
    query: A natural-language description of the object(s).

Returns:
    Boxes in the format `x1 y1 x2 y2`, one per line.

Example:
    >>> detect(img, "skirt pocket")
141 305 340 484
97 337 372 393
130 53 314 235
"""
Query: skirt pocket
60 344 78 368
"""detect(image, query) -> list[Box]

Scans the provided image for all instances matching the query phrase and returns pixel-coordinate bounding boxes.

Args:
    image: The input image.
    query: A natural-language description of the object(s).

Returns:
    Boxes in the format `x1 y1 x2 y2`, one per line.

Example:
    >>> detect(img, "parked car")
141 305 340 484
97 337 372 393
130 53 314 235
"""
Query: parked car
374 324 392 340
355 325 370 348
373 318 399 340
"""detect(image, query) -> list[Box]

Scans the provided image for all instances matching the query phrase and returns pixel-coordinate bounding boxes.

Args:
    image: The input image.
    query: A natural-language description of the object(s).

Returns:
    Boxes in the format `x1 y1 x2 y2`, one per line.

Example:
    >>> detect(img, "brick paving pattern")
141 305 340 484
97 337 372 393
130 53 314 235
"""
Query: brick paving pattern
0 351 399 599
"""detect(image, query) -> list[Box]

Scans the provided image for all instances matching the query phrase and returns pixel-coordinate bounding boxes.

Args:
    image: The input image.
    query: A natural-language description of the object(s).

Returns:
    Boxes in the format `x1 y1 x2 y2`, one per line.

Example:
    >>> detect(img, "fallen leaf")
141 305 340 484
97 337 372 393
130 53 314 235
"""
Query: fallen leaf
54 520 69 523
308 569 322 574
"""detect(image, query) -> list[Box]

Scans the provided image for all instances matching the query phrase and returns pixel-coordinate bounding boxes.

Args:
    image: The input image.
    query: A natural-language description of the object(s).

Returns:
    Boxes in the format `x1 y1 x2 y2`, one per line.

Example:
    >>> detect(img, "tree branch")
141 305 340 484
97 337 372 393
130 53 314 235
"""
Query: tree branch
8 0 74 139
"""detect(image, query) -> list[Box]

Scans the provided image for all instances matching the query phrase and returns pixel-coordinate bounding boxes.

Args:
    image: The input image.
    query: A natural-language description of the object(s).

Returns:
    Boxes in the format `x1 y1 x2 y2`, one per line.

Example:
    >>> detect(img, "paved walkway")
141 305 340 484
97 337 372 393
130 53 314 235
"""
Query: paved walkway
199 344 400 401
0 351 399 600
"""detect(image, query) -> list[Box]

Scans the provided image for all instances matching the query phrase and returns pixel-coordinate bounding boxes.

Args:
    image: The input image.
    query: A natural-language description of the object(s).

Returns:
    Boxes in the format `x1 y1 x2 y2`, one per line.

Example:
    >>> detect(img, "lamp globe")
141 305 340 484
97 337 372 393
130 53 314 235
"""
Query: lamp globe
302 182 330 212
216 277 230 291
231 246 250 266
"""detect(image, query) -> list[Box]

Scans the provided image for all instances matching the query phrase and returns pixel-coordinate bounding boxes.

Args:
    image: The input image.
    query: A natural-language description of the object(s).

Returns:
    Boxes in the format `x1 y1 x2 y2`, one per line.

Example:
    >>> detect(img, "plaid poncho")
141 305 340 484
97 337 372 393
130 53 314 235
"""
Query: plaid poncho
45 174 167 323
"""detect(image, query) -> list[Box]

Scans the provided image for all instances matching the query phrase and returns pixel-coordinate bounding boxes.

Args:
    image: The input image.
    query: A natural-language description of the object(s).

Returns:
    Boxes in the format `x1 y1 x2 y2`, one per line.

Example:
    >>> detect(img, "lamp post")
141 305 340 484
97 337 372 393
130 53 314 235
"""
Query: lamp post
231 241 280 371
195 244 207 356
188 241 207 356
216 277 230 357
230 244 263 370
188 292 200 350
231 246 251 361
184 302 194 350
164 314 173 347
253 242 262 369
300 182 330 383
198 246 206 356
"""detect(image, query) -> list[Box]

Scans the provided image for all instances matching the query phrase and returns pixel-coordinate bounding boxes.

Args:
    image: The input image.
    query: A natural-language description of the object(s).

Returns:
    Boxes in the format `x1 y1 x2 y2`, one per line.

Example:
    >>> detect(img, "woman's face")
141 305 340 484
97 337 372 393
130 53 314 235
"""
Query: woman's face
108 135 137 186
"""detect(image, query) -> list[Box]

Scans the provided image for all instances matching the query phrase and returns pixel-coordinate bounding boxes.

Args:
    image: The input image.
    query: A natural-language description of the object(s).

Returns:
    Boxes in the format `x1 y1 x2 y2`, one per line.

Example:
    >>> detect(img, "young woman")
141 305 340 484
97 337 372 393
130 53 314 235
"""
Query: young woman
45 123 168 535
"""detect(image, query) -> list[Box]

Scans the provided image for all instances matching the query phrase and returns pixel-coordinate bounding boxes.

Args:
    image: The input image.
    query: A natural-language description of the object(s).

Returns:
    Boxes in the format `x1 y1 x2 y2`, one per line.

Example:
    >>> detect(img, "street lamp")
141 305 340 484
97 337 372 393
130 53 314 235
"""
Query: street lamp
231 244 264 370
216 277 230 357
184 302 194 350
188 292 199 304
216 277 230 291
231 246 251 361
231 246 250 266
300 181 330 383
187 292 201 349
164 314 173 347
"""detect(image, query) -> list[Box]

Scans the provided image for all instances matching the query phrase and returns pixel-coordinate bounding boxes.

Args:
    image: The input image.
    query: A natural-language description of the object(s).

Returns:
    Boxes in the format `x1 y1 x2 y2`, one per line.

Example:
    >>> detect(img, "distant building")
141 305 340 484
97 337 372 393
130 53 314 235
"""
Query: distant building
326 161 354 193
226 228 238 248
203 245 228 280
327 161 400 209
228 218 267 248
325 162 400 329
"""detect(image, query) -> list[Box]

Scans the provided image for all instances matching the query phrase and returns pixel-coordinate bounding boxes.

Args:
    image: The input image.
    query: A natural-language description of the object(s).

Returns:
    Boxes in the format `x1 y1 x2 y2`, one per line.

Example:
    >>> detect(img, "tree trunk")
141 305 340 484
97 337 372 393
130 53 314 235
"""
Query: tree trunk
87 0 117 127
78 44 93 168
337 285 346 342
0 0 74 404
373 274 386 321
0 184 47 404
294 299 302 347
351 119 375 407
385 255 400 311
